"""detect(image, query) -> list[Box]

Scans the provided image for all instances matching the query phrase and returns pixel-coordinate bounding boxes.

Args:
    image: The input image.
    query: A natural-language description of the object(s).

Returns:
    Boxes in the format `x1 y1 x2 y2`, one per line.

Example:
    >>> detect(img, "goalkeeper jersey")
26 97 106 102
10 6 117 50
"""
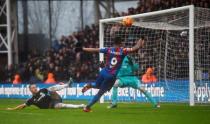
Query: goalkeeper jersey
117 56 139 77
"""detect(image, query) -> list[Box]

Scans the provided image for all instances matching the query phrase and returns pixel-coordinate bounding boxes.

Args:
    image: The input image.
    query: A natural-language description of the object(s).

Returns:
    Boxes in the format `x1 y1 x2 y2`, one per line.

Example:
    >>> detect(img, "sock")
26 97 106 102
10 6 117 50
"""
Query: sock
141 89 157 107
86 89 105 108
111 87 118 105
48 84 69 92
55 103 84 109
86 94 101 108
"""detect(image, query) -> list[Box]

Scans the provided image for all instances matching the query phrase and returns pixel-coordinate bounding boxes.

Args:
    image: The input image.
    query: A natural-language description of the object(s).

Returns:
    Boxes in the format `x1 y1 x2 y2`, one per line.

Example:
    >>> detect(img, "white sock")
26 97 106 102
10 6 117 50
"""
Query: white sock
55 103 85 109
48 84 69 92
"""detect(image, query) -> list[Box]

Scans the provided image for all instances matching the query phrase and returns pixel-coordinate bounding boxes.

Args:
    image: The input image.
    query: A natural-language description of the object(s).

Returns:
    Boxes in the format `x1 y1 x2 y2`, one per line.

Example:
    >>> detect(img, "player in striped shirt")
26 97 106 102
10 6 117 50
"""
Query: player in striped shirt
82 36 144 112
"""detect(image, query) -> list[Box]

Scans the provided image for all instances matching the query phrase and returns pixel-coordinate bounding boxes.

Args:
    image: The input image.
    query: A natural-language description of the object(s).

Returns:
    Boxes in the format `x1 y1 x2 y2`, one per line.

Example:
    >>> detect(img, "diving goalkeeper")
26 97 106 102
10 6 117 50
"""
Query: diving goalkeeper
108 56 159 108
7 78 85 110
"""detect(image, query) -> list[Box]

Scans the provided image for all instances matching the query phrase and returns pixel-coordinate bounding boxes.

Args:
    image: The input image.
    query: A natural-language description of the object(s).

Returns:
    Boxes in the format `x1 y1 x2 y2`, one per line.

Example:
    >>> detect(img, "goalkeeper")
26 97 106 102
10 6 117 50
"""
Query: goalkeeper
108 56 159 108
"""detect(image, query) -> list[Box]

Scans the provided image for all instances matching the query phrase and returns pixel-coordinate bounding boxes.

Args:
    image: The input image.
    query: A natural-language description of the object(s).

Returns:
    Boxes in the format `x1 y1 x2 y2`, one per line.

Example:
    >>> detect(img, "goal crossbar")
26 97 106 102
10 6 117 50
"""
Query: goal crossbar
100 5 193 23
99 5 195 106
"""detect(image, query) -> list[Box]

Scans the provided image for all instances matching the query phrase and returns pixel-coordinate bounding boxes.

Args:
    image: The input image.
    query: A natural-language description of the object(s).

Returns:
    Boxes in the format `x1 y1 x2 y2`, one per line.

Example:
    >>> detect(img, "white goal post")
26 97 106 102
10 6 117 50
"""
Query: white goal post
99 5 210 106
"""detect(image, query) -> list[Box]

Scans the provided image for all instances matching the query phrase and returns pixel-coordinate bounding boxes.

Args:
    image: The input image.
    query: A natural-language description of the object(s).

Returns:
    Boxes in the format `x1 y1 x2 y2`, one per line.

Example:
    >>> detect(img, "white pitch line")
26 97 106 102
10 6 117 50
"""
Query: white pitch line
0 111 43 116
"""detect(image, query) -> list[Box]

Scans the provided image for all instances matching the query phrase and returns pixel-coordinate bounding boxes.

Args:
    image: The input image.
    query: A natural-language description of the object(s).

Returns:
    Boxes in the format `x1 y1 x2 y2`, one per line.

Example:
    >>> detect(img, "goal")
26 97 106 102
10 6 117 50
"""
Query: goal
99 5 210 106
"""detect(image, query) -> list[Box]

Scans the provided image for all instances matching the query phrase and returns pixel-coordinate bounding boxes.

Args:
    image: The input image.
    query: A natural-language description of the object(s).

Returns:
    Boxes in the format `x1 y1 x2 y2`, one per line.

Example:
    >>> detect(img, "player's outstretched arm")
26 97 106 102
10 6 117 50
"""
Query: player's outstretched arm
126 37 144 53
7 103 26 110
82 48 100 53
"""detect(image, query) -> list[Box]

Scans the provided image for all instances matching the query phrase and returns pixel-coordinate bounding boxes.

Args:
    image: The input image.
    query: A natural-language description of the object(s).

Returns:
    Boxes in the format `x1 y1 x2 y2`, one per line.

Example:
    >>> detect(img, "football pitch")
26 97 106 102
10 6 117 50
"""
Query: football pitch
0 99 210 124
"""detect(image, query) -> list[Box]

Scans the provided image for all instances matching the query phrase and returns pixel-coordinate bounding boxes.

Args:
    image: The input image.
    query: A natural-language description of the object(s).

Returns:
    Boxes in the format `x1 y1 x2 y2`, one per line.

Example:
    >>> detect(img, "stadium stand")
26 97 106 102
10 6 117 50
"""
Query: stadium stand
0 0 209 83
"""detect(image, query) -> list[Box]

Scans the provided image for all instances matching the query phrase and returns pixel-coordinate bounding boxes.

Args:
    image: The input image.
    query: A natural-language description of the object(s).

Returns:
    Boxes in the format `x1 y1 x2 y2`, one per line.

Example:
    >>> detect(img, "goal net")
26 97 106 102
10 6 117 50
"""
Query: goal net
99 5 210 105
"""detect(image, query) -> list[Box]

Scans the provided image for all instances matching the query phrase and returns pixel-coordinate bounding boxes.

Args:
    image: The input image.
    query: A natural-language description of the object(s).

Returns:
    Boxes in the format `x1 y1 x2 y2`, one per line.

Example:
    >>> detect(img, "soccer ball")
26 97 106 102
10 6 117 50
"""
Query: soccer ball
122 17 133 26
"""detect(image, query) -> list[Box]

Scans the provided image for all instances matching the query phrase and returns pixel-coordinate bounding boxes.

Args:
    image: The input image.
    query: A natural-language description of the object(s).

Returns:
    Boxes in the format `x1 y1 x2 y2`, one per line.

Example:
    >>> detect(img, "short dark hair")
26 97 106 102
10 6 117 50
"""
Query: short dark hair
113 36 122 45
29 84 36 89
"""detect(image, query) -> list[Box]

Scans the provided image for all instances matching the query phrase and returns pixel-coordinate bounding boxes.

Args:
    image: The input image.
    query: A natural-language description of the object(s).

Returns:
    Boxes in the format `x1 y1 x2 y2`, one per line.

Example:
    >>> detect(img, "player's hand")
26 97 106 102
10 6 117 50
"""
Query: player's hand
139 38 145 48
140 39 145 47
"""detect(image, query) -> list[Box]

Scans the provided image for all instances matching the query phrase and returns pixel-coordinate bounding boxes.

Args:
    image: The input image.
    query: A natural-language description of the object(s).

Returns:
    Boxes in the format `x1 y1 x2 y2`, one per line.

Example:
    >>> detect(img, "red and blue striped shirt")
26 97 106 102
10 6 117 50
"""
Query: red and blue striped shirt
100 47 128 75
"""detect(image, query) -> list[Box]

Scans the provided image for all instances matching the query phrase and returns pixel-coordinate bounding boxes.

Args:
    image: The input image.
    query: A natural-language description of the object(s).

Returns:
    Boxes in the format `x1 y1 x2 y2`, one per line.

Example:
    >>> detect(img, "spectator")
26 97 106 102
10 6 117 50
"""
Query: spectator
35 68 44 81
12 74 22 84
5 64 14 82
45 73 57 84
142 67 157 83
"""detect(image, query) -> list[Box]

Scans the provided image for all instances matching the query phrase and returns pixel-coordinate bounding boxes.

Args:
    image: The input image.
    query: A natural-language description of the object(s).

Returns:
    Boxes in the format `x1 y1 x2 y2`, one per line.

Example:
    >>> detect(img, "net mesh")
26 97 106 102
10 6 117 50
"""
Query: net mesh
194 7 210 103
101 7 210 104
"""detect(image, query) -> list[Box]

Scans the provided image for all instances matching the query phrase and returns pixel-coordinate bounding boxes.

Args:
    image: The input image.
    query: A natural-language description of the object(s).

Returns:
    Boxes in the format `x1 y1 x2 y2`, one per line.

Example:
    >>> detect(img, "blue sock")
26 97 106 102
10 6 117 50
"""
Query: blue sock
86 94 100 108
111 87 118 105
86 90 105 108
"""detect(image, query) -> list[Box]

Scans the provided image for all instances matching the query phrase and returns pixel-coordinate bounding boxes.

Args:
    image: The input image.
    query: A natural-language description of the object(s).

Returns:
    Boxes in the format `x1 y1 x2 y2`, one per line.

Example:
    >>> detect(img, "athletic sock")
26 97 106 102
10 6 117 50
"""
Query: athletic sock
111 87 118 105
48 84 69 92
86 94 101 108
141 90 157 107
59 103 84 109
86 89 106 108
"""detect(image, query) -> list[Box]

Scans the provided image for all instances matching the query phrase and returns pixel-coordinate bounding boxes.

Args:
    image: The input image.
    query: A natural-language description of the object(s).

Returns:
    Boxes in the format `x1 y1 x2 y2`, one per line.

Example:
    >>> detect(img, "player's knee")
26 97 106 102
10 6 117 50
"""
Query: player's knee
113 80 120 87
54 103 62 109
113 83 119 88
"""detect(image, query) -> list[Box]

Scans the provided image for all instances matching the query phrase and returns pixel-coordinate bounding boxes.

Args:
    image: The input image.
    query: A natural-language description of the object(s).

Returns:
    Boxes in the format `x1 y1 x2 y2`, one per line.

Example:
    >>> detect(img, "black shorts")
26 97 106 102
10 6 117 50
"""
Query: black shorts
49 92 62 108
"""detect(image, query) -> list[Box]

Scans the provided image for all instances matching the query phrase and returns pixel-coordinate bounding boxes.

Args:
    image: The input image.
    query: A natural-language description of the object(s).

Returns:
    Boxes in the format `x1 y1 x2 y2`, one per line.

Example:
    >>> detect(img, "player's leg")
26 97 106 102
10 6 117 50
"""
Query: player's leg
139 88 158 108
117 76 158 108
107 79 123 109
129 77 158 107
122 76 157 107
84 73 116 112
48 84 69 92
135 78 158 108
111 86 118 106
50 91 85 109
54 103 85 109
48 77 74 92
108 77 138 109
82 70 104 93
83 88 107 112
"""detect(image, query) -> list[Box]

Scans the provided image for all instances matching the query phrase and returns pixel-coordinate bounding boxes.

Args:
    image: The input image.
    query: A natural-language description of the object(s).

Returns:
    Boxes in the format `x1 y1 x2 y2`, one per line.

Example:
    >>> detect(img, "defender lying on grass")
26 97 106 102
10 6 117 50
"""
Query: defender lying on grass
7 78 85 110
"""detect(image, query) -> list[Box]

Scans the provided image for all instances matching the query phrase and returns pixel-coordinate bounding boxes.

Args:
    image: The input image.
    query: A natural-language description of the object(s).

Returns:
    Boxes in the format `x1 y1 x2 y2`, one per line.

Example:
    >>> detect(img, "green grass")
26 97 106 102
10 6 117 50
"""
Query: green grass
0 99 210 124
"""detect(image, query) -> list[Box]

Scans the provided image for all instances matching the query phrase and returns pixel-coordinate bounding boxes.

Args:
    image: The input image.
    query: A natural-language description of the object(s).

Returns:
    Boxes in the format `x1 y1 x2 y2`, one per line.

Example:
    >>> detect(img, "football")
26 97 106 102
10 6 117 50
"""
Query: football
122 17 133 26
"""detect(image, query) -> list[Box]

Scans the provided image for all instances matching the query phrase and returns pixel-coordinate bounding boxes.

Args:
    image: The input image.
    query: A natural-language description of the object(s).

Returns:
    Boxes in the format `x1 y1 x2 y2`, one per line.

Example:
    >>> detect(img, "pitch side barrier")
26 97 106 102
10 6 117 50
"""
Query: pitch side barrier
0 80 209 103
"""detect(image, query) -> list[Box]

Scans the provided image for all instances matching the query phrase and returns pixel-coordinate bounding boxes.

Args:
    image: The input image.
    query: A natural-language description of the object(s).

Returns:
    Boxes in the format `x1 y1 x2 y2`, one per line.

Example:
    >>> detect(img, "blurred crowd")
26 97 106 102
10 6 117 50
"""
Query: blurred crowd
113 0 210 17
0 0 210 83
0 24 99 83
